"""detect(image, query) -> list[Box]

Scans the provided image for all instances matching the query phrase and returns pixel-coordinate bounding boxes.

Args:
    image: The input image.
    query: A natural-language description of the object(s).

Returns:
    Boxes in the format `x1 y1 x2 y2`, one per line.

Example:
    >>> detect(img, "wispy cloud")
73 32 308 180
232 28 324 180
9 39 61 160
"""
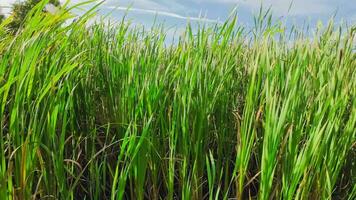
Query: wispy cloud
107 6 222 23
196 0 334 16
104 0 190 14
104 0 169 11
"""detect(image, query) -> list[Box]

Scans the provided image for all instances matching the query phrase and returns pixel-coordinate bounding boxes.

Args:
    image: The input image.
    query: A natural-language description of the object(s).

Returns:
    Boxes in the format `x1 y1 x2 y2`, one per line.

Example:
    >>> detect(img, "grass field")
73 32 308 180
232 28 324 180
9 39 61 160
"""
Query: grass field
0 1 355 199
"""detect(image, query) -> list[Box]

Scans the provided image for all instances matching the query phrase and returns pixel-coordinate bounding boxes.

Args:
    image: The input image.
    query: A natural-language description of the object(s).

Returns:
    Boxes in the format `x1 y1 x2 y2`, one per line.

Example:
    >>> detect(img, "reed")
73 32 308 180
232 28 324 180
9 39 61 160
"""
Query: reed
0 1 355 199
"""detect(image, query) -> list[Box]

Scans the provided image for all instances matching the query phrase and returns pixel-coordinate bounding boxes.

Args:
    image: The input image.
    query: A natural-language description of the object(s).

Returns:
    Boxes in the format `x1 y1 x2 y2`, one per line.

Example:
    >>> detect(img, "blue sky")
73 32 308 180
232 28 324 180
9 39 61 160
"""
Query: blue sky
2 0 355 32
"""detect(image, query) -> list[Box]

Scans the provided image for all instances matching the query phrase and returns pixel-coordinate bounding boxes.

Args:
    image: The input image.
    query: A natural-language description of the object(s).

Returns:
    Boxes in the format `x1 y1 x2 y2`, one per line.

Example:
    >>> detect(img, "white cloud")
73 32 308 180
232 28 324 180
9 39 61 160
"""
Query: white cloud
104 0 187 13
104 0 168 11
107 6 222 23
196 0 334 16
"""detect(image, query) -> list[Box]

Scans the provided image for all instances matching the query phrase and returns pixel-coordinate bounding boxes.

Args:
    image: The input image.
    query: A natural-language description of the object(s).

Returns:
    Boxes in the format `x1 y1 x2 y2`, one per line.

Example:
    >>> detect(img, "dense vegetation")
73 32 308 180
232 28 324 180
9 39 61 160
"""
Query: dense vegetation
0 1 355 199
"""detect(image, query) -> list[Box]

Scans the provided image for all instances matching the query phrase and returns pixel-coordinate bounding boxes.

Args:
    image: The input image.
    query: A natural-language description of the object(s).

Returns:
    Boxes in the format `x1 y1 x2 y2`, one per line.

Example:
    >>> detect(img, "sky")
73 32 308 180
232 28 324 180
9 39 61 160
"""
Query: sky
1 0 355 36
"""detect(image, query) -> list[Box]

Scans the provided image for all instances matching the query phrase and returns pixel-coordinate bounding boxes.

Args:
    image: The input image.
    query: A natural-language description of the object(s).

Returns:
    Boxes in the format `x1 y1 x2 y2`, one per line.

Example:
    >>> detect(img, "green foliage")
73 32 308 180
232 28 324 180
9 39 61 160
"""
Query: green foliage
7 0 60 32
0 1 355 200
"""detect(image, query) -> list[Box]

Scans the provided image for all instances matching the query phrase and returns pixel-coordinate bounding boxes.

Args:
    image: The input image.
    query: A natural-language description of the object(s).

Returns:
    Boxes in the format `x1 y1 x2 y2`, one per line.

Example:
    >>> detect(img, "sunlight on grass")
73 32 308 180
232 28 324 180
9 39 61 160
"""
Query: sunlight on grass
0 1 355 199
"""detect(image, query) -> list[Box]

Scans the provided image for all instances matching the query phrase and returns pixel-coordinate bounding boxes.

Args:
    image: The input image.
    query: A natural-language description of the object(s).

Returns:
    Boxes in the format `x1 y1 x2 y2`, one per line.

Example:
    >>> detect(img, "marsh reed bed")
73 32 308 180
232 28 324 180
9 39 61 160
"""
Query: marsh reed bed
0 1 355 199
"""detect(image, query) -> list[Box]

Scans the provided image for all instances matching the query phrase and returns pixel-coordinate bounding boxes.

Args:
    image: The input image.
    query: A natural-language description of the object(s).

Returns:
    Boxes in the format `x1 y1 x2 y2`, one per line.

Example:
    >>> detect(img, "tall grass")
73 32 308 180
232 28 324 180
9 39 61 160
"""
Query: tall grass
0 1 355 199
